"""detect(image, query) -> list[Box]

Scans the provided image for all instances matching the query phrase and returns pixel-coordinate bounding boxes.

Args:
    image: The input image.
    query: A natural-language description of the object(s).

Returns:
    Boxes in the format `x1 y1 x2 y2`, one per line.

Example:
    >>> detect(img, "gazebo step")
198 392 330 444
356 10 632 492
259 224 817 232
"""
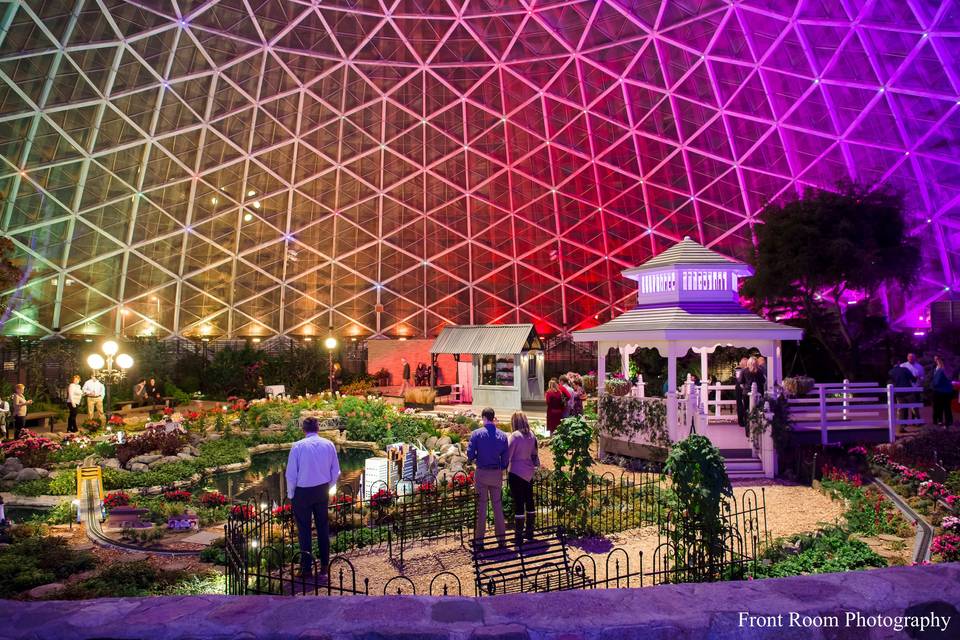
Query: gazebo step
725 459 763 472
719 448 754 459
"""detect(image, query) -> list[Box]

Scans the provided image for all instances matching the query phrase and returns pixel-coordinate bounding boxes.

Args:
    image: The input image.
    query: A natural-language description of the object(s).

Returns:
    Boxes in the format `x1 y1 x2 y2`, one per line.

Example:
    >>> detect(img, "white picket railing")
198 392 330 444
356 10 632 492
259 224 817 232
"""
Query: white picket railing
787 380 923 445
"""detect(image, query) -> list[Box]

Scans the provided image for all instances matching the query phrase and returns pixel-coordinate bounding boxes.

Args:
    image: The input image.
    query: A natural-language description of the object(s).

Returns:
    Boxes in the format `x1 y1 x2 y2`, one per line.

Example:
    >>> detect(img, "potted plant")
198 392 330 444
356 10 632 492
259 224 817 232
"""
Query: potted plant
782 375 815 397
604 375 632 397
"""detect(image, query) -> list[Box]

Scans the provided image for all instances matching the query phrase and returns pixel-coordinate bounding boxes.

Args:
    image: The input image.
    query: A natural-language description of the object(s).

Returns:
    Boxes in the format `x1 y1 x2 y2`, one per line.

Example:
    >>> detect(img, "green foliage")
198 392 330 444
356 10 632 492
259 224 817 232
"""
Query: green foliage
741 182 921 378
164 382 194 408
597 395 670 448
0 535 96 598
662 434 733 582
330 525 390 553
747 393 793 452
549 415 596 535
336 396 394 443
57 560 187 598
200 537 227 565
752 527 886 578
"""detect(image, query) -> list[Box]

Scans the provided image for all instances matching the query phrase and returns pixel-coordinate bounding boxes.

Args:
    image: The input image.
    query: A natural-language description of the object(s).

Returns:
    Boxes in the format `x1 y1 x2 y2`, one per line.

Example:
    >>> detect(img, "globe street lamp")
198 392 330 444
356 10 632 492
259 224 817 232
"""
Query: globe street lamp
324 335 337 393
87 340 134 417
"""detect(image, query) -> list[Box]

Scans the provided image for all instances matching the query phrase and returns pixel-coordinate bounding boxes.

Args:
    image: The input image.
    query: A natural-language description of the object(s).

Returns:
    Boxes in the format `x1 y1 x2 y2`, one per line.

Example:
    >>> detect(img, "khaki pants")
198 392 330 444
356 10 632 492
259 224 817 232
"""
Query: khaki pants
87 396 104 421
474 468 506 546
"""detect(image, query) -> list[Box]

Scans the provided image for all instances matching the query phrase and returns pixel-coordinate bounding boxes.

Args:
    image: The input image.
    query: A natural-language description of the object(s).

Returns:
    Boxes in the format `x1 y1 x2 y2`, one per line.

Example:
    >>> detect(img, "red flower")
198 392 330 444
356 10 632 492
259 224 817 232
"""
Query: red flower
272 504 293 521
230 504 256 521
104 491 131 508
369 489 394 510
162 407 174 416
416 482 436 494
331 494 354 514
108 414 125 426
163 489 192 502
200 492 228 507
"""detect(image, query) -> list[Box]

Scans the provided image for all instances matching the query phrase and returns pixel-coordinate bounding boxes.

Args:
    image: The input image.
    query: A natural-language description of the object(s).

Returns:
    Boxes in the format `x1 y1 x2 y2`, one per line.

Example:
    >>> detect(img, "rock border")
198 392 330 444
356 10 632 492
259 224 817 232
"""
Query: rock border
871 478 934 563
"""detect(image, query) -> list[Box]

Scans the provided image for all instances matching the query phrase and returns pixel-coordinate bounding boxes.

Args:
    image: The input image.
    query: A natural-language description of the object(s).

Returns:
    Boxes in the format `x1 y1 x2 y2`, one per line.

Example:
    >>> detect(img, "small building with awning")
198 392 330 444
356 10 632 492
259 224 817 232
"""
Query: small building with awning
431 324 544 411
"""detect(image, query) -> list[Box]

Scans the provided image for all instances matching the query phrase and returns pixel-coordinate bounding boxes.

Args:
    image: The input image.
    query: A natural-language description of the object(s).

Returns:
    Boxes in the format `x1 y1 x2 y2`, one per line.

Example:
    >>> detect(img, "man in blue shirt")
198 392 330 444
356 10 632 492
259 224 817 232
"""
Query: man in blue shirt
466 407 508 550
285 417 340 579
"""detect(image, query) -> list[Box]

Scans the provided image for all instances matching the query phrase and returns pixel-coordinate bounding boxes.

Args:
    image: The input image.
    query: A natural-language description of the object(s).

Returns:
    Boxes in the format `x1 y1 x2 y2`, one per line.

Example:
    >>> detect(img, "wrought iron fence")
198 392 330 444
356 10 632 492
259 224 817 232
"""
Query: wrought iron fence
224 467 768 596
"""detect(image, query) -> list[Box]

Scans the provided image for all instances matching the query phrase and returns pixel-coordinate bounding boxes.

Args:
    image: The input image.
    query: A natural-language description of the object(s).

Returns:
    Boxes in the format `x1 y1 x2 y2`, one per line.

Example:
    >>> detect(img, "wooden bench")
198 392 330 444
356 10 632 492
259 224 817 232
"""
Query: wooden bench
472 527 581 596
23 411 58 432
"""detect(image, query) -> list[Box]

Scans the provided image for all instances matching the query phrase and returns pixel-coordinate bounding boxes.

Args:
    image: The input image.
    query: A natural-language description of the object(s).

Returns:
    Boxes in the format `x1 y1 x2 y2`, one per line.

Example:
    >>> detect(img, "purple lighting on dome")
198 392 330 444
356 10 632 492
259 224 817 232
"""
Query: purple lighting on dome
0 0 956 339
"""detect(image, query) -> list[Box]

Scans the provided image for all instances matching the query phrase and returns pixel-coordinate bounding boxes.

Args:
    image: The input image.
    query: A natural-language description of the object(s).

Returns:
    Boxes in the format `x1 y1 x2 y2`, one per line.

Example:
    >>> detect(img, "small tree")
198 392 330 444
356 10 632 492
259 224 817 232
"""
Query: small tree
550 415 595 535
741 183 920 378
662 434 734 582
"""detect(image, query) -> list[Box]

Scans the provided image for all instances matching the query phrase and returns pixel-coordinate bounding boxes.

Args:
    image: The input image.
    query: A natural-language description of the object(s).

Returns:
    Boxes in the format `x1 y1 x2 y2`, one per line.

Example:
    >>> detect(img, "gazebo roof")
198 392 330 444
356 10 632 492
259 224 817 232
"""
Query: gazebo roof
621 236 746 277
572 301 803 343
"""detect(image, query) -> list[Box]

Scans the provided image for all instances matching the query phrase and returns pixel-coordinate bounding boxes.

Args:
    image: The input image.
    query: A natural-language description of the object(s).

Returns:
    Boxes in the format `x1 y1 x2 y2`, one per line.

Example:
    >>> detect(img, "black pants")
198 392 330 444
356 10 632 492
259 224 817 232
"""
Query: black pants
735 386 747 428
292 483 330 575
67 404 79 433
13 416 25 439
933 392 954 426
508 473 534 516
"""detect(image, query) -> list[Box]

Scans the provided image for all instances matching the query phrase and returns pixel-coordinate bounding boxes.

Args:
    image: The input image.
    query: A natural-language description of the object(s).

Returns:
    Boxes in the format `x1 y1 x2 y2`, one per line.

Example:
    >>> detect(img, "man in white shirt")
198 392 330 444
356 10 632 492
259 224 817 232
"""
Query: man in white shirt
66 375 83 433
285 417 340 579
902 353 925 421
82 376 105 424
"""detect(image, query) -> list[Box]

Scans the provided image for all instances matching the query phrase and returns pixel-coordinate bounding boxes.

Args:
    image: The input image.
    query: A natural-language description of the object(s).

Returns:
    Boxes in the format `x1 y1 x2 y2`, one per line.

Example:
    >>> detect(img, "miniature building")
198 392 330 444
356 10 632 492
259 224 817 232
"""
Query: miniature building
105 506 152 530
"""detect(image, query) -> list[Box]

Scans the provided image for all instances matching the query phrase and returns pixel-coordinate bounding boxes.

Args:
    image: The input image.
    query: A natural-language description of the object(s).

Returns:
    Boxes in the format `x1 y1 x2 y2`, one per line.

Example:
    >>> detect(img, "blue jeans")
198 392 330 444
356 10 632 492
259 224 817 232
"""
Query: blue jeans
292 483 329 575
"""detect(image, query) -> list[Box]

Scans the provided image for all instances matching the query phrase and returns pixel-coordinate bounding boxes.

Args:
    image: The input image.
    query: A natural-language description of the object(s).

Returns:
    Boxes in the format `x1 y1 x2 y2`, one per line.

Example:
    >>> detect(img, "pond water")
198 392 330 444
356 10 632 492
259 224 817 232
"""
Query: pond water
201 448 374 503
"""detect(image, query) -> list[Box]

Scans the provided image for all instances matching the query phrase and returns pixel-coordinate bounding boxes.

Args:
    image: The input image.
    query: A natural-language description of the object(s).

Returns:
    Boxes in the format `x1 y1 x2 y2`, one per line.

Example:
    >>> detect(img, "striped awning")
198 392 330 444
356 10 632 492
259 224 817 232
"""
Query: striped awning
431 324 541 354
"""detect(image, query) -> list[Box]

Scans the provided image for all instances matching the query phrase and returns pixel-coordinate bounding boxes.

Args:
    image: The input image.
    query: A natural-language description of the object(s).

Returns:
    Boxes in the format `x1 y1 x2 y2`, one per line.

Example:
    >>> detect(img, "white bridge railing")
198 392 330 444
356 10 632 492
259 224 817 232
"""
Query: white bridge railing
786 380 923 445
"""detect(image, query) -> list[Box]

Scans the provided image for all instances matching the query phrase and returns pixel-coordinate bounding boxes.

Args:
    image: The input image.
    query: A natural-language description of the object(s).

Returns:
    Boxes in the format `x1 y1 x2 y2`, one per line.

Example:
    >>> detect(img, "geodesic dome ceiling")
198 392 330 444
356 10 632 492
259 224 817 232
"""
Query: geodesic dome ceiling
1 0 958 340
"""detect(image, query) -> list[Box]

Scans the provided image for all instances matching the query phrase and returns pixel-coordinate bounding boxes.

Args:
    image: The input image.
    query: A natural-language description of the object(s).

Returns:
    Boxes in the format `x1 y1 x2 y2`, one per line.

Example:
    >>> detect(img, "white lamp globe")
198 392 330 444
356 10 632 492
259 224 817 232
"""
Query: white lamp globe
102 340 119 356
324 336 337 350
87 354 105 370
116 353 134 369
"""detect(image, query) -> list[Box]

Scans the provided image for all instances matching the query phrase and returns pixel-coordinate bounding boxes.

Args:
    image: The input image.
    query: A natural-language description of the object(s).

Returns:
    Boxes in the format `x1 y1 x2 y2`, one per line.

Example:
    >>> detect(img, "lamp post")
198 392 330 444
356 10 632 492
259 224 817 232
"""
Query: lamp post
324 335 337 393
86 340 134 418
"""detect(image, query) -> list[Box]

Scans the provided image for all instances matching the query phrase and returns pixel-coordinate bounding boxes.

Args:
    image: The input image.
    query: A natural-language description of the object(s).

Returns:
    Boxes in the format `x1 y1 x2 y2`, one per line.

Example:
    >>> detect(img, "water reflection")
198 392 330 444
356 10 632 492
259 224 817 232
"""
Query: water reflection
204 448 373 503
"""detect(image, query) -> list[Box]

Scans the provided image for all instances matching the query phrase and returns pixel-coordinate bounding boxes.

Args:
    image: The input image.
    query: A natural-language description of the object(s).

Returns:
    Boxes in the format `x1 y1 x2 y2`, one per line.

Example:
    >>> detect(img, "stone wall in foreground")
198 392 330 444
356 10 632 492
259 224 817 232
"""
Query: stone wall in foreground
2 564 959 639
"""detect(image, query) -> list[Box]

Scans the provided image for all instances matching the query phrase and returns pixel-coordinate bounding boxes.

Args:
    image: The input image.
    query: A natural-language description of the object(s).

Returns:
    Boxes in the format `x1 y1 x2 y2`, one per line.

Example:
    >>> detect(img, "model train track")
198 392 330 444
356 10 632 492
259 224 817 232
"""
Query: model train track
80 478 199 557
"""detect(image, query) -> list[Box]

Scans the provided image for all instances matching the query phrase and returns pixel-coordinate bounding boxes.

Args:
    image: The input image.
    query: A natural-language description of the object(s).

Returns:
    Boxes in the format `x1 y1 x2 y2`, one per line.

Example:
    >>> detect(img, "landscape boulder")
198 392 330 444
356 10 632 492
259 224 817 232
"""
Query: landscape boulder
129 462 149 473
126 454 162 467
102 458 121 470
2 458 23 474
14 468 41 483
148 456 182 468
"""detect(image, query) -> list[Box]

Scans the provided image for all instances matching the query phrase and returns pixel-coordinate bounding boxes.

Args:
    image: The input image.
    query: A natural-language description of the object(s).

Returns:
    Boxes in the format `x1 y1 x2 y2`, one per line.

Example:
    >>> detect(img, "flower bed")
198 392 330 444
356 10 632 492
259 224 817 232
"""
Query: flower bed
869 451 959 563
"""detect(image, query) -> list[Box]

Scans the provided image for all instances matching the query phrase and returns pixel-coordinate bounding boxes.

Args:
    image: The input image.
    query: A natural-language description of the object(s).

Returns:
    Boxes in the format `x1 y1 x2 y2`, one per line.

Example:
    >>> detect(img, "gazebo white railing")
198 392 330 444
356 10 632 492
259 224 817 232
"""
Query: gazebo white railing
787 381 923 445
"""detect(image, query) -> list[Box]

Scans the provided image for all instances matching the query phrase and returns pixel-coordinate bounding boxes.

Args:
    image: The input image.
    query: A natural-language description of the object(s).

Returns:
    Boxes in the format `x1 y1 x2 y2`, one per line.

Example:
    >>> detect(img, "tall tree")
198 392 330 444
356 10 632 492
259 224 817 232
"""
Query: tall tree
0 237 26 324
740 183 921 378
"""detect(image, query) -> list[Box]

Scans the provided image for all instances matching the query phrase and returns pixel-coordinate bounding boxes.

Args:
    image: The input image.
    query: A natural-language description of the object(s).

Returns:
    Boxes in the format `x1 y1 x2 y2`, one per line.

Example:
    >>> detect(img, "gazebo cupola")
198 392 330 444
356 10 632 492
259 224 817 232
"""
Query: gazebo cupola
621 236 754 307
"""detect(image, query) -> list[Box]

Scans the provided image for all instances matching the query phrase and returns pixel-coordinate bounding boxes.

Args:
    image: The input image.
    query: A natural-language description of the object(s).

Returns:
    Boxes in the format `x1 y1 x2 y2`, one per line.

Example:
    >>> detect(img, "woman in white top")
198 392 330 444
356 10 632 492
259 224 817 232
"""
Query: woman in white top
11 384 31 439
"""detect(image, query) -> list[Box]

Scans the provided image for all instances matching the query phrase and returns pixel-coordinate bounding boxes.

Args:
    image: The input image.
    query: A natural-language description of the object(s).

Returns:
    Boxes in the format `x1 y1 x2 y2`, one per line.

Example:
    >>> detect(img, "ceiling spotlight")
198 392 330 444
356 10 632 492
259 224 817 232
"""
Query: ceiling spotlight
247 189 256 197
243 213 253 222
252 200 261 209
211 197 218 205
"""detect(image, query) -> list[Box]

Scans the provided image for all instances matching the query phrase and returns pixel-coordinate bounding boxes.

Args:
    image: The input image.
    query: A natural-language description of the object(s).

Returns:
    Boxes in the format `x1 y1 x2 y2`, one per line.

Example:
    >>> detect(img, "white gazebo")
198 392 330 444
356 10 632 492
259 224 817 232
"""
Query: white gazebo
573 237 802 478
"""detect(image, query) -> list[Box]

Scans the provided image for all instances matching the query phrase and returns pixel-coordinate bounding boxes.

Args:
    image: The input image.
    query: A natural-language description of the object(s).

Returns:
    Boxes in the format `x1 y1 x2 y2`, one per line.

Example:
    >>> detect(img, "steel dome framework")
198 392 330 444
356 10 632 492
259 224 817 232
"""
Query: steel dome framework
0 0 958 340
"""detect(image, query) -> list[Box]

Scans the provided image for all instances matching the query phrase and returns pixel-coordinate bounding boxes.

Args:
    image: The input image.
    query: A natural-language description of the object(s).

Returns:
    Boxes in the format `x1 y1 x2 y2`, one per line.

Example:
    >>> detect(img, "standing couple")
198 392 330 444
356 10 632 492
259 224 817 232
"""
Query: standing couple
466 407 540 550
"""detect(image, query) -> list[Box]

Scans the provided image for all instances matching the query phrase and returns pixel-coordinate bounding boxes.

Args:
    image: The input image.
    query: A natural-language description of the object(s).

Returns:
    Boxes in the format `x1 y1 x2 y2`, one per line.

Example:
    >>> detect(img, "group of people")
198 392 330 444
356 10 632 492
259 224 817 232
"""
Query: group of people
890 352 956 427
734 356 767 434
544 375 585 433
283 406 541 580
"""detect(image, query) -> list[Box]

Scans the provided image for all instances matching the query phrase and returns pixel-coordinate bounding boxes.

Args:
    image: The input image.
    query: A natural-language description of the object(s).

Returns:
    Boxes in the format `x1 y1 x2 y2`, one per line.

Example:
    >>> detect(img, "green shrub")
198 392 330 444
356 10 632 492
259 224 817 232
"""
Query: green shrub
0 535 96 598
58 559 186 598
200 537 227 565
752 528 886 578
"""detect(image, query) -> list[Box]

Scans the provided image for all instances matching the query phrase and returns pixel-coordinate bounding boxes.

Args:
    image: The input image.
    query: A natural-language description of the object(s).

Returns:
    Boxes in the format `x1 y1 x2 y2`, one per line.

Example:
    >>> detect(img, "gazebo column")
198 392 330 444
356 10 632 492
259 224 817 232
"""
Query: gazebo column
772 341 783 389
699 348 709 407
667 354 677 393
597 344 607 392
666 349 678 442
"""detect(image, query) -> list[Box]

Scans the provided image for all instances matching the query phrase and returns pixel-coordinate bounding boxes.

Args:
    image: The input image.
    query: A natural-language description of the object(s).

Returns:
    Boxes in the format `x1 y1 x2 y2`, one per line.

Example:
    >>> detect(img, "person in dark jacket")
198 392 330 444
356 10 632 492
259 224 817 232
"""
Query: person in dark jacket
889 359 917 423
932 355 954 427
